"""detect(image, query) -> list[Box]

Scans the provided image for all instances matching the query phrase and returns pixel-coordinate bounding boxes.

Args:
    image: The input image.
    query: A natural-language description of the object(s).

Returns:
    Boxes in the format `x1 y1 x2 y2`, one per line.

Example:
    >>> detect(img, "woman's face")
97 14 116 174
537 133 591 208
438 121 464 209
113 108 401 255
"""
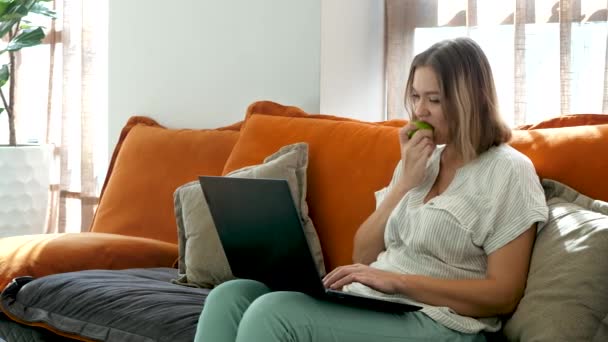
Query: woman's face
410 66 449 145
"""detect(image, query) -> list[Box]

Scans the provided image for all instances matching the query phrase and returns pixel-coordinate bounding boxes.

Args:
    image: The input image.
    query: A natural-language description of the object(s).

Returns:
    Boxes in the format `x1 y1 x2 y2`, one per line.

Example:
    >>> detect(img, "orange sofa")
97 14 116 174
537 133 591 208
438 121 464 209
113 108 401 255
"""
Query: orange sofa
1 101 607 341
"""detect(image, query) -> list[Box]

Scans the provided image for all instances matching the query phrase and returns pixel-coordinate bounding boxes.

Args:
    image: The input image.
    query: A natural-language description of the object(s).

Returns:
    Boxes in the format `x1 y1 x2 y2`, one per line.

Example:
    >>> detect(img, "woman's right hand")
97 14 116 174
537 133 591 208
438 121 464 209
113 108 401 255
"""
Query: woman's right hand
352 123 433 265
397 123 436 189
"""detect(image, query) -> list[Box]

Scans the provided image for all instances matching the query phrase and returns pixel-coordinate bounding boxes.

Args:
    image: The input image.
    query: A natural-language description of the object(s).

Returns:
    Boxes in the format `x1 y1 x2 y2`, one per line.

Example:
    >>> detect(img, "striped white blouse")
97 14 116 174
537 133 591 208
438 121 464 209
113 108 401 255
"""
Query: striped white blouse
344 143 548 333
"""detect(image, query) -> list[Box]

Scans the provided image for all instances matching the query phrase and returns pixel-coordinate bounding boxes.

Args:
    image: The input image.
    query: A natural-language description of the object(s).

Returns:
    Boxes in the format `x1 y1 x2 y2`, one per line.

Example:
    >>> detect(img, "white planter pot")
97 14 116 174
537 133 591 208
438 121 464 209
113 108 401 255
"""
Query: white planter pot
0 145 52 237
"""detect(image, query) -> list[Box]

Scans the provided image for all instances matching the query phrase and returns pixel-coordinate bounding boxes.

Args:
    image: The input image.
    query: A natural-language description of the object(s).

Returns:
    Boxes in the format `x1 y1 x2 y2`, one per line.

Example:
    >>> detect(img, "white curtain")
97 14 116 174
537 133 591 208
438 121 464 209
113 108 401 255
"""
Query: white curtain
10 0 108 233
385 0 608 125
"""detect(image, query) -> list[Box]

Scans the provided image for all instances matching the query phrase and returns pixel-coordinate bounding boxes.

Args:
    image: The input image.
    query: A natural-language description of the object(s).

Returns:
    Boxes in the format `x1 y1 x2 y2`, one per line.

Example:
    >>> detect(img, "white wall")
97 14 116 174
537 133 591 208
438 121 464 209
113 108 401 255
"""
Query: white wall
108 0 385 153
320 0 385 122
108 0 321 150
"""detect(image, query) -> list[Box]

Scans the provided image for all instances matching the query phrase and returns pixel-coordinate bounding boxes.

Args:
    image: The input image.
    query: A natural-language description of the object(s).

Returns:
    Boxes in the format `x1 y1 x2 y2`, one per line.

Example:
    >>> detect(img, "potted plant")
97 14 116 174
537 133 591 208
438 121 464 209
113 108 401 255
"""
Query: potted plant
0 0 56 237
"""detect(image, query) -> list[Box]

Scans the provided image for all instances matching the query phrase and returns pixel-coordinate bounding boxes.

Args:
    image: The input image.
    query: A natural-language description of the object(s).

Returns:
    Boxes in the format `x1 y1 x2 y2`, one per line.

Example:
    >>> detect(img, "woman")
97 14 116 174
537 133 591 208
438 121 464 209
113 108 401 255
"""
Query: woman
195 37 548 342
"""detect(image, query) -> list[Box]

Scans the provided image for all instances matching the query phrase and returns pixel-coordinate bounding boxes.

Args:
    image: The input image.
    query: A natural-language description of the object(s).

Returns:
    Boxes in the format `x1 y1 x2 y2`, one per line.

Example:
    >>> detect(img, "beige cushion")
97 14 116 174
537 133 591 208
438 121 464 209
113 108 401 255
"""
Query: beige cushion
172 142 325 288
503 179 608 341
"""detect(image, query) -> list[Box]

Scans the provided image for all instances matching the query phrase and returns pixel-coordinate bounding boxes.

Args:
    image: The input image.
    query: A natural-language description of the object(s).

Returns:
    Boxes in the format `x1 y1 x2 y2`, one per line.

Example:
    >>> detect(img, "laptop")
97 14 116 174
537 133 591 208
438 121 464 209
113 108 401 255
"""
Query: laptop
198 175 421 313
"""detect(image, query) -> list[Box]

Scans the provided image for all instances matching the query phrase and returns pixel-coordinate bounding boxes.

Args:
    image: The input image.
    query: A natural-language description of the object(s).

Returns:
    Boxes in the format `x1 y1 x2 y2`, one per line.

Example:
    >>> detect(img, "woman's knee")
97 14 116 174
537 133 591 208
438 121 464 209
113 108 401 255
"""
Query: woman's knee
204 279 271 312
208 279 269 300
248 291 307 315
236 292 316 340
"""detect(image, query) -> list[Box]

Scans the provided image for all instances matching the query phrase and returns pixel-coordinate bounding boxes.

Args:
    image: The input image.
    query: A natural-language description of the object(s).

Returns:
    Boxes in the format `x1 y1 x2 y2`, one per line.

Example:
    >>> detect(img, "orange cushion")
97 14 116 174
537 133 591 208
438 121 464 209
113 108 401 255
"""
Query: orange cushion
223 114 403 271
228 102 608 271
0 233 178 291
510 124 608 202
245 100 406 128
90 117 241 243
517 114 608 130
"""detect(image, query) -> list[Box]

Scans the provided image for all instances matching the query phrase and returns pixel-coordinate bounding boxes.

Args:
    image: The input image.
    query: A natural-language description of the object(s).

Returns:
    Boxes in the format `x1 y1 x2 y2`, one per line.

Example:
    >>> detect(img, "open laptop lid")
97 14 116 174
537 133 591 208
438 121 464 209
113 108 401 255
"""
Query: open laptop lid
198 176 326 295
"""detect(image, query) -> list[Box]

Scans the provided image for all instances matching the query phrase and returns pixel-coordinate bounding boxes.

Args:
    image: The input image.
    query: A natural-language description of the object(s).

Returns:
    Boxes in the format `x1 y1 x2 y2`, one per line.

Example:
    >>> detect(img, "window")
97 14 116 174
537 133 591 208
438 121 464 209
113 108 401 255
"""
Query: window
0 0 108 233
386 0 608 125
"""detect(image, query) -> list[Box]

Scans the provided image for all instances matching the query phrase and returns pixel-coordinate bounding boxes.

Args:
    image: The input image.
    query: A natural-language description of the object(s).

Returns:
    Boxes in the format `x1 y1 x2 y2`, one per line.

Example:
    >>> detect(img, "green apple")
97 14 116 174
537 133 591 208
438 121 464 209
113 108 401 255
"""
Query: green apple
407 121 434 139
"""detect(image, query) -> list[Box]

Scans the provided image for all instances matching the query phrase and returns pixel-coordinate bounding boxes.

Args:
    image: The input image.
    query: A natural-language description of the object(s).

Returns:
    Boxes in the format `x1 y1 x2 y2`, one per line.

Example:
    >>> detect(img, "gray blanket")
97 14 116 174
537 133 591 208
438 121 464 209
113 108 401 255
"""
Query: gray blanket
1 268 210 342
0 312 72 342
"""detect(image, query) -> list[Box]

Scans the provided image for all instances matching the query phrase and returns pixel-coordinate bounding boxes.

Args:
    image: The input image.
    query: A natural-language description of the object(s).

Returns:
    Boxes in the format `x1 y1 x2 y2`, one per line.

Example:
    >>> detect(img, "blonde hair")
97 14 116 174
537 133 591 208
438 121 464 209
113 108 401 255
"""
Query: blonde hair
404 37 511 163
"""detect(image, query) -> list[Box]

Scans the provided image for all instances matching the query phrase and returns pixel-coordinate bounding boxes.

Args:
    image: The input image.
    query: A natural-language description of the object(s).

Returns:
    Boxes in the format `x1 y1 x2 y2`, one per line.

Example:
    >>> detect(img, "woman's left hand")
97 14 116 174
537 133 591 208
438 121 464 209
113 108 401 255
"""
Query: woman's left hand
322 264 404 295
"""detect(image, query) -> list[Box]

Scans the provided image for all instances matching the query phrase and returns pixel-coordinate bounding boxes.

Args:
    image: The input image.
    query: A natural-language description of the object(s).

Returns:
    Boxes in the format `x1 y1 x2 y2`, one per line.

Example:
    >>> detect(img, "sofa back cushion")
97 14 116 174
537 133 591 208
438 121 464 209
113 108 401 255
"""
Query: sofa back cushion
90 117 241 244
223 114 403 271
244 100 406 127
228 102 608 271
516 113 608 129
510 123 608 202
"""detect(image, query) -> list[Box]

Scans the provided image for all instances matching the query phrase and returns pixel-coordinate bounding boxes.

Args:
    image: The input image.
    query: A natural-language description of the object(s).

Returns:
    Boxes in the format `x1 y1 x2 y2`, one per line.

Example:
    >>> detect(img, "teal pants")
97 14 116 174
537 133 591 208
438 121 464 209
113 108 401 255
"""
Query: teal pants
195 279 486 342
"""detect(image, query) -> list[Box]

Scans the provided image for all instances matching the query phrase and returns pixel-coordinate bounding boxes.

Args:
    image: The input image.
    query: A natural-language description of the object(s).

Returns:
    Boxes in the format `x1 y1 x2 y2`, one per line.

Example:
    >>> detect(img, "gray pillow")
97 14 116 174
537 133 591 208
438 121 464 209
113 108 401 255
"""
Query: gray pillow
0 268 207 342
593 314 608 342
172 142 326 288
503 179 608 341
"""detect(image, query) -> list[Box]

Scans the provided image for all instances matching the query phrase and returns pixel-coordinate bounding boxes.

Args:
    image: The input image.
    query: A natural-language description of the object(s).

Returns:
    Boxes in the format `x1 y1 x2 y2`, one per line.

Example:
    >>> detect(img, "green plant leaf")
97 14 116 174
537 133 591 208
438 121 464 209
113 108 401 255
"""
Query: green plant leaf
0 108 4 115
0 64 8 88
0 0 10 18
0 22 15 41
0 1 30 38
0 3 29 21
6 26 44 51
30 2 55 18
